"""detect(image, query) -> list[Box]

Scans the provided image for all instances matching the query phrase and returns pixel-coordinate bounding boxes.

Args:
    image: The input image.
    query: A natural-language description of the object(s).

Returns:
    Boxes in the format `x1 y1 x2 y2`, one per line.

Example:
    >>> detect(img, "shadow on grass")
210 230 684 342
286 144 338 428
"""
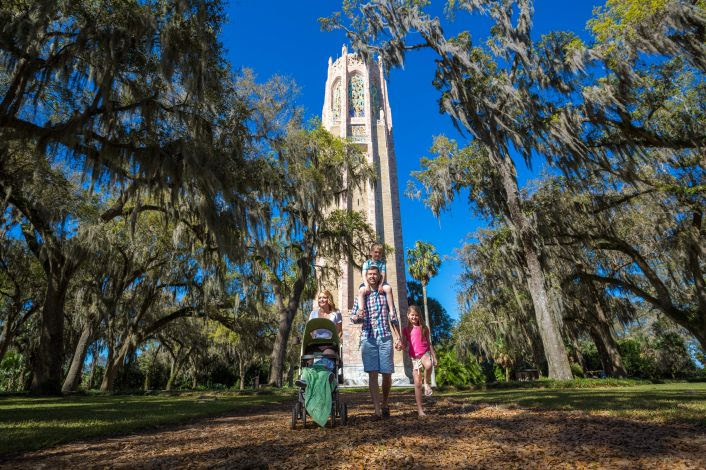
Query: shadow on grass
6 391 705 469
2 384 705 467
0 393 294 457
448 384 706 424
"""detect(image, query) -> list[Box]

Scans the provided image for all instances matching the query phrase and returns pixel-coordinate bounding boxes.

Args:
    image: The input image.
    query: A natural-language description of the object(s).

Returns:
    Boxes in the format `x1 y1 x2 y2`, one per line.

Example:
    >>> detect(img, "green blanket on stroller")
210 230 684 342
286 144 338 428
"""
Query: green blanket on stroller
301 365 333 427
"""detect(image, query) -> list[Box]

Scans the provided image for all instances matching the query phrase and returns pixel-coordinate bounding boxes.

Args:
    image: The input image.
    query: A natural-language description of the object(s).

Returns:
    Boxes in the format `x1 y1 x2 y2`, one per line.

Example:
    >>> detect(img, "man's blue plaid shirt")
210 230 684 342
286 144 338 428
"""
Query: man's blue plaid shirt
350 289 399 339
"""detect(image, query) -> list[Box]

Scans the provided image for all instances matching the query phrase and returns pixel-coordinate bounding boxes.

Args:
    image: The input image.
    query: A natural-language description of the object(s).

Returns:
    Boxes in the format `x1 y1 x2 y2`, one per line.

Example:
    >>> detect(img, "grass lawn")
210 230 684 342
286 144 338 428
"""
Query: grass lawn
443 382 706 424
0 390 295 456
2 382 704 457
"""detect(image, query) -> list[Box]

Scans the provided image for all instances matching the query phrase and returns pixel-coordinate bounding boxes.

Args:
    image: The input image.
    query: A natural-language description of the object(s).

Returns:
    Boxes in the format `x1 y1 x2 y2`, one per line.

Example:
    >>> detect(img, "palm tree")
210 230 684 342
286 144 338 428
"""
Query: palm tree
406 241 442 387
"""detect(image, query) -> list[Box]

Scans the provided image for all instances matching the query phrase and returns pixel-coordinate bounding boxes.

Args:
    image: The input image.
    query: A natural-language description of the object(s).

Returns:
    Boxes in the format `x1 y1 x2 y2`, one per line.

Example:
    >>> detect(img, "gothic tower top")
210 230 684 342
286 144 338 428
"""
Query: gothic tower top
321 45 393 135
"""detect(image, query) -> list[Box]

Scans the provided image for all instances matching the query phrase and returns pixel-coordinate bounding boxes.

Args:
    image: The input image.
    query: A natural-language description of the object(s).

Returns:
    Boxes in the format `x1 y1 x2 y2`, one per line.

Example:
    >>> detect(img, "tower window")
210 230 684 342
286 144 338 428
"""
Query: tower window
348 74 365 118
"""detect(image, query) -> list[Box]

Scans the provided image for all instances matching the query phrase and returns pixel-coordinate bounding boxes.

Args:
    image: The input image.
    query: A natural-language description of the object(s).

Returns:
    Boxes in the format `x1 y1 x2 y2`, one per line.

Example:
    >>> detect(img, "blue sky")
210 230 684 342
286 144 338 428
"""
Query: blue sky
222 0 600 320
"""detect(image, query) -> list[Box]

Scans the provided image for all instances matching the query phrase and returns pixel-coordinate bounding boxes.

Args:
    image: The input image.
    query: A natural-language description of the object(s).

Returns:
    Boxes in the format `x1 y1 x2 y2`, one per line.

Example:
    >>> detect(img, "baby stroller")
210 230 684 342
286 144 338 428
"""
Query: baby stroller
291 317 348 429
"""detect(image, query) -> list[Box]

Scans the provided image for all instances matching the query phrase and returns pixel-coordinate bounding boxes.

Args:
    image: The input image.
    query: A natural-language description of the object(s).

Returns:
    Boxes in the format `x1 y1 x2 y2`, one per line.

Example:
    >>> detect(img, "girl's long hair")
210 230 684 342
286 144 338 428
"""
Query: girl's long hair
407 304 427 335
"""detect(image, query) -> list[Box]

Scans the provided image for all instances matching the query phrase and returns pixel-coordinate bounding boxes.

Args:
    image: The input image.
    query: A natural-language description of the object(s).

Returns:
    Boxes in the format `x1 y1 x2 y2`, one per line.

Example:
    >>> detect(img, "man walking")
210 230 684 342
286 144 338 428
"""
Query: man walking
350 266 402 418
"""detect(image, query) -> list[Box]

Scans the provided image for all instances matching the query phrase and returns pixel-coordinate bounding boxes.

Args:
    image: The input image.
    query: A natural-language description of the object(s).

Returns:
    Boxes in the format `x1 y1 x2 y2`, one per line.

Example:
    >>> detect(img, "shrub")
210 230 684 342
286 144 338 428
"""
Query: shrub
654 332 697 379
493 364 505 382
619 337 657 379
436 350 485 387
0 350 24 392
570 362 584 378
578 341 602 372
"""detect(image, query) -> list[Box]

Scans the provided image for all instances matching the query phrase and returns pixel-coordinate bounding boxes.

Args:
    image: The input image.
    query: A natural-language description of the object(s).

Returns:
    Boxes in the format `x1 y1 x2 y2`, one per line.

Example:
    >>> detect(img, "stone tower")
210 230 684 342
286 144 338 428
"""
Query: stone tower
320 45 410 385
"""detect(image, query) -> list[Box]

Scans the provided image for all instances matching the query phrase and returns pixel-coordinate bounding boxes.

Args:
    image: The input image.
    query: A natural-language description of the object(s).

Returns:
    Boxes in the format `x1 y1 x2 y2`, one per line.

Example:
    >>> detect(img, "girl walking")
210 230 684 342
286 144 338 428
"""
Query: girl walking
402 305 437 417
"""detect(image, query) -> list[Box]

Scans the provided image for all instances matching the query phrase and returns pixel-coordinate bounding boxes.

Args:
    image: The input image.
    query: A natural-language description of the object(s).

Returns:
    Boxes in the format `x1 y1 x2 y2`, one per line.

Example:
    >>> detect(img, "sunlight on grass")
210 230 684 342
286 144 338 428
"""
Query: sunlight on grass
455 382 706 423
0 391 295 456
2 383 704 457
3 418 118 429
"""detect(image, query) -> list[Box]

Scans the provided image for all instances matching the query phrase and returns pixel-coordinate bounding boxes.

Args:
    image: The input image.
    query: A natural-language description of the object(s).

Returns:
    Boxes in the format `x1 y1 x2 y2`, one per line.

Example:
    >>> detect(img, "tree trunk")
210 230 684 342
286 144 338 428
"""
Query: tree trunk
87 343 99 389
589 306 626 378
287 361 295 387
422 283 437 387
143 370 151 391
31 276 68 394
565 333 587 371
62 321 94 392
166 359 178 391
498 154 572 380
589 324 627 377
100 333 137 392
100 343 118 392
269 304 296 387
239 356 246 390
0 317 12 364
269 262 309 386
166 349 188 391
143 344 161 391
22 362 33 391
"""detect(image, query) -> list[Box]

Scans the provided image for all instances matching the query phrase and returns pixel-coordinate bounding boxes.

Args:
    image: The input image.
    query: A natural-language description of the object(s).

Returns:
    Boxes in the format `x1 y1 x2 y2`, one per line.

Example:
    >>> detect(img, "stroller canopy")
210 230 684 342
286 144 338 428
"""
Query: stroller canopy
301 318 340 350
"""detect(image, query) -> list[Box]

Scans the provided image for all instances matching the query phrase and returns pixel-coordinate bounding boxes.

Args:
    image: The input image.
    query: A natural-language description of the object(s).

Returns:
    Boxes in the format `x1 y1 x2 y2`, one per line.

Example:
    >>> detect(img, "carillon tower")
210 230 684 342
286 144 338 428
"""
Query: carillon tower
320 45 410 385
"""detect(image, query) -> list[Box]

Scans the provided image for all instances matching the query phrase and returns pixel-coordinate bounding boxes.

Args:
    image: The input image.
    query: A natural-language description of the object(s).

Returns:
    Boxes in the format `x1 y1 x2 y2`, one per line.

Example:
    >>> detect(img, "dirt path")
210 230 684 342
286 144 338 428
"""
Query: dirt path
3 391 705 469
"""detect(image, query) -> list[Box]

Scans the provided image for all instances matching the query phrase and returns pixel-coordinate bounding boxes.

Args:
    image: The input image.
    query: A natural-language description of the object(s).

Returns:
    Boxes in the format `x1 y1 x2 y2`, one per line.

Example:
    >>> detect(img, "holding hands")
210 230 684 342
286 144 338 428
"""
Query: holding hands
350 309 364 323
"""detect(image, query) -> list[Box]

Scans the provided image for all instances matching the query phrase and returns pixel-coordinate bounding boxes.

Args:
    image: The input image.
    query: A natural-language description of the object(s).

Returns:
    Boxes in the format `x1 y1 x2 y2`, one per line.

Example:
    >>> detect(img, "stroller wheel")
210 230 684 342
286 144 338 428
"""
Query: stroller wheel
340 402 348 425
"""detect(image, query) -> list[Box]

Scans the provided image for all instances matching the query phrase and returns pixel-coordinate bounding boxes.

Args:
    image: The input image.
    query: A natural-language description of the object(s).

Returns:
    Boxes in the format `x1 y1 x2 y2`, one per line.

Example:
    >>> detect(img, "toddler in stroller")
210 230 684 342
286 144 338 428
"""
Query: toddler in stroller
291 317 348 428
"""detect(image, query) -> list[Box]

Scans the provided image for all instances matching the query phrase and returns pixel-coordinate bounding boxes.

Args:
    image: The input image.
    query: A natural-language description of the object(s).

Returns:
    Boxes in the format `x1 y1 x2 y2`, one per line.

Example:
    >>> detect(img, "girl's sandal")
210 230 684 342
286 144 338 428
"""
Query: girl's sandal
424 385 433 397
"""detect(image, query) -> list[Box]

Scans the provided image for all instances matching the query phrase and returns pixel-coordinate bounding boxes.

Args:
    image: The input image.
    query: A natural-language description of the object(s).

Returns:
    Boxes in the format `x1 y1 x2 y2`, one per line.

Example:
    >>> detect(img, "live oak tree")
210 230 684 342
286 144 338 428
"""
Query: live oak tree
0 225 43 364
455 226 547 373
0 148 98 393
1 0 374 392
531 0 706 351
97 215 220 392
533 167 706 353
0 0 274 393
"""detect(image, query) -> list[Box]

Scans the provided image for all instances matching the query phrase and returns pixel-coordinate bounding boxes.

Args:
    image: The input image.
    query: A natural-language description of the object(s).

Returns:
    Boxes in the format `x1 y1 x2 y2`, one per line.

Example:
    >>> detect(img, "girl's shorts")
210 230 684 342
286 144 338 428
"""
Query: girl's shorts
411 351 432 371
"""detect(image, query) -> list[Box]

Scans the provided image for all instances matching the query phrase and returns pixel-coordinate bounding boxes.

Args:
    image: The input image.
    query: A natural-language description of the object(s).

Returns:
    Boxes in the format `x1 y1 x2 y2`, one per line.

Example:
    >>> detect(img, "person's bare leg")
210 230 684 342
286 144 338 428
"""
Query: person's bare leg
383 284 396 316
357 286 367 315
368 371 381 416
413 368 425 416
381 373 392 412
422 354 433 396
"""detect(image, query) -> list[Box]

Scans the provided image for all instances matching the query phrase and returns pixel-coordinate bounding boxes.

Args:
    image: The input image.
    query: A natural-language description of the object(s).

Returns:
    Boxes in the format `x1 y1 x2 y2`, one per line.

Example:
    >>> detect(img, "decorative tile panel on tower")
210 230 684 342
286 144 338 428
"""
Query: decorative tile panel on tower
320 45 411 385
